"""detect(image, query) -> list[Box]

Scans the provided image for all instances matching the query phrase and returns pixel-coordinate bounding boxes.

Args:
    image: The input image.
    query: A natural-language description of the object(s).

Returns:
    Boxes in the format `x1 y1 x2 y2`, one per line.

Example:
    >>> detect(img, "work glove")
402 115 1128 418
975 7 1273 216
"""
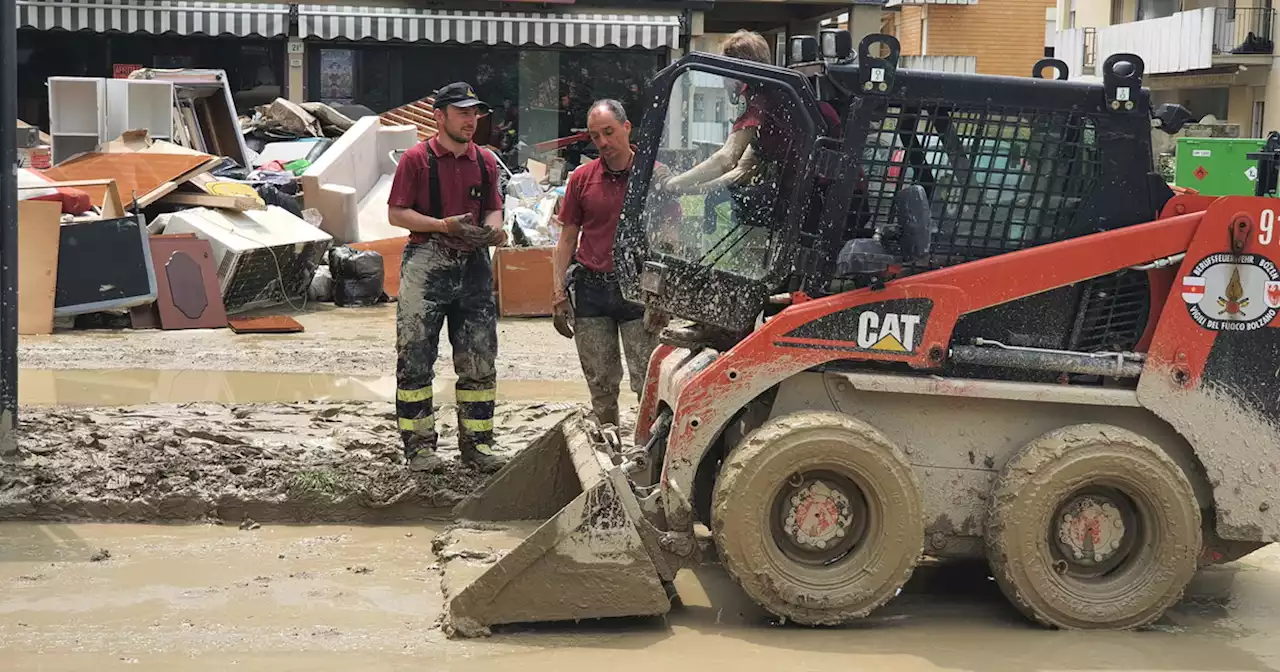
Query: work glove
484 226 509 247
443 213 490 247
553 297 574 339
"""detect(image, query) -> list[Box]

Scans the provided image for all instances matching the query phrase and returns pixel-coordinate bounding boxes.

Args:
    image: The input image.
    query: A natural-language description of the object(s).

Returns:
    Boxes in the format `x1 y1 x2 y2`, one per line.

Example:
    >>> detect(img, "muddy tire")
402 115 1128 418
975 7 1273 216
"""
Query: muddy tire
986 424 1201 630
711 411 923 625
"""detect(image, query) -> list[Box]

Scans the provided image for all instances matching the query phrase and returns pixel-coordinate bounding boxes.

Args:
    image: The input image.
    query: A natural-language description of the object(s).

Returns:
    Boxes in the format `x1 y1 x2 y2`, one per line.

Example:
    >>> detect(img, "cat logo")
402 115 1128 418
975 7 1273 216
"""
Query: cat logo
857 311 923 353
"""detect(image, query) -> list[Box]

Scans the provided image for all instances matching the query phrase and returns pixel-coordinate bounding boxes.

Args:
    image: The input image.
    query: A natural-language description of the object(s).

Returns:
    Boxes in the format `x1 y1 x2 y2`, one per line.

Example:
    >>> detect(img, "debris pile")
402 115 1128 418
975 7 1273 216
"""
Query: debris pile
20 71 602 336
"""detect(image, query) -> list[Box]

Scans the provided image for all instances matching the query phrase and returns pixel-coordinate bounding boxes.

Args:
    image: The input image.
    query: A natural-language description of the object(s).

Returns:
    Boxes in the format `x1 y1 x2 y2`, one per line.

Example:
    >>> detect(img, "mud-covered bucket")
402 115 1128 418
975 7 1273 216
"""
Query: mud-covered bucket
433 411 673 637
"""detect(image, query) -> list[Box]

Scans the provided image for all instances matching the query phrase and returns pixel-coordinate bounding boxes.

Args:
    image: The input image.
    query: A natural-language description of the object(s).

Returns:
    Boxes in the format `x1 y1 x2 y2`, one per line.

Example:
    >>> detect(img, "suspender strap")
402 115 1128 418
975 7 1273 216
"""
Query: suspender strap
426 146 491 220
427 151 443 219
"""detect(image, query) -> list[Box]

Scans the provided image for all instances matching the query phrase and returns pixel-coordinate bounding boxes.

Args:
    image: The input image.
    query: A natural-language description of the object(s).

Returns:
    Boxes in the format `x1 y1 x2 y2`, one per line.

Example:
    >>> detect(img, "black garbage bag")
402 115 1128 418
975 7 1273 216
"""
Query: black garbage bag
328 246 387 307
256 183 303 217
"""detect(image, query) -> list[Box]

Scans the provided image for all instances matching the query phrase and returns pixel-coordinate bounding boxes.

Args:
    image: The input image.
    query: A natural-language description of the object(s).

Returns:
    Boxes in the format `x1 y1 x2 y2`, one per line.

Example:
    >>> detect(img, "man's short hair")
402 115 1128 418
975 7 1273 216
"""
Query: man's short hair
590 99 627 124
722 29 772 65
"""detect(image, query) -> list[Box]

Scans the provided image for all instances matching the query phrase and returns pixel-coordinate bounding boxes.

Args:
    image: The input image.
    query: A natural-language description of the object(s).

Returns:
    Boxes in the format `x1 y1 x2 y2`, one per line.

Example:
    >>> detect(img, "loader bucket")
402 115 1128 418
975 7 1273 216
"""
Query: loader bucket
433 411 673 637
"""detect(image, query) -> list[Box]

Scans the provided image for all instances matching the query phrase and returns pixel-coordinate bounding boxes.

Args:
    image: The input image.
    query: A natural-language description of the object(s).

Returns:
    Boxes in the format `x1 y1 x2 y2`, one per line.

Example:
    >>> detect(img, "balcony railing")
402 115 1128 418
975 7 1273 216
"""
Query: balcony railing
1055 6 1276 79
1213 6 1275 56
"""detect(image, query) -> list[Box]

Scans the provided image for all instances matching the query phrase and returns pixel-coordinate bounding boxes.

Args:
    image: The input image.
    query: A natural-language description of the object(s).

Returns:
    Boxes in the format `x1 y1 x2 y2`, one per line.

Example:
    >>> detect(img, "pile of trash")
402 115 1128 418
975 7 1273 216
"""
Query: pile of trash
19 68 588 337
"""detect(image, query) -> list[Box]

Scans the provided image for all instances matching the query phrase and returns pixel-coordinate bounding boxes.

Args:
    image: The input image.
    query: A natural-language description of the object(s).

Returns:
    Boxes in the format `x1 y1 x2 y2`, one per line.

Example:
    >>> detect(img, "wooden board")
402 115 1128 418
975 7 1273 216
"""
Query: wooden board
42 152 216 210
159 191 265 211
349 236 408 299
227 315 304 334
494 246 555 317
17 200 63 335
149 237 228 330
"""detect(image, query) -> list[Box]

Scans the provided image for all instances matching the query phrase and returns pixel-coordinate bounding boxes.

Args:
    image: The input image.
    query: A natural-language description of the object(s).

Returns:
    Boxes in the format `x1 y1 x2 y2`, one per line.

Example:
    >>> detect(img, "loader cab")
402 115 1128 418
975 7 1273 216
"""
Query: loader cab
615 51 830 334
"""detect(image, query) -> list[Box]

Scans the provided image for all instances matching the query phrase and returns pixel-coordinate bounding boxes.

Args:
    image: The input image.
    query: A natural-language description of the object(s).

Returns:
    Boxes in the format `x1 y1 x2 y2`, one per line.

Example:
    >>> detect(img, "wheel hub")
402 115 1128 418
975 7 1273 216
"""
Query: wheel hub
782 479 855 551
1055 494 1128 566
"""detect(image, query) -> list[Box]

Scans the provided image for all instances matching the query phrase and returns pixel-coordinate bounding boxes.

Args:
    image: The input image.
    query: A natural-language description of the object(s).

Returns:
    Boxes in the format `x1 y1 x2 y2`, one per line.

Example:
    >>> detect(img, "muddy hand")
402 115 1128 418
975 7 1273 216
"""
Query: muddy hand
553 299 574 339
643 306 669 334
442 213 477 235
484 227 509 247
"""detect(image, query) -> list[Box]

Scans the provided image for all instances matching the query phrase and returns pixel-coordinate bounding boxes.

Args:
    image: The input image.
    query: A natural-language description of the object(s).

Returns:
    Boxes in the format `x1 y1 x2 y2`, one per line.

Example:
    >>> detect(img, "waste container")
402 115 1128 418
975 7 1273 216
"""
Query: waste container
1174 137 1266 196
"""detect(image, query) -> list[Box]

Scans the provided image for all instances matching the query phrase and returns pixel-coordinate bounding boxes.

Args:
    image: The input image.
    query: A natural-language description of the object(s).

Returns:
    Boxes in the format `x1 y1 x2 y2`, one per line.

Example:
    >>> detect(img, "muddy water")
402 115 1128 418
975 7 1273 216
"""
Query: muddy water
18 369 591 406
2 523 1279 672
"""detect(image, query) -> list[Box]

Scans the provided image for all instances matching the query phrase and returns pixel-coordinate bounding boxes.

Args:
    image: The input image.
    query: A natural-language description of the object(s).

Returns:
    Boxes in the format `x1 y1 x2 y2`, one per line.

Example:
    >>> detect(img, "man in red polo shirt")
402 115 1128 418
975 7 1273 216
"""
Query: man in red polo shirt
551 99 668 428
387 82 508 473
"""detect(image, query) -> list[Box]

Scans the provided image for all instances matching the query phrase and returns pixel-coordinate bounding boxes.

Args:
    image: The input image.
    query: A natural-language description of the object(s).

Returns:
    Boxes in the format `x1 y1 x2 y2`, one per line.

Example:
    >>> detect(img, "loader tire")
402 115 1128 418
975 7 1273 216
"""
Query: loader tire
711 411 923 625
986 424 1201 630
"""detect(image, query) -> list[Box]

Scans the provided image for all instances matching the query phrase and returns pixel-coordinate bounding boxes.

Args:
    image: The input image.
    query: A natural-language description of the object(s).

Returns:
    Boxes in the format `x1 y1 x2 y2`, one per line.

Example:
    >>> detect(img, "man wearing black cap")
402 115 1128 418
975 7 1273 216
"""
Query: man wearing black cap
387 82 509 473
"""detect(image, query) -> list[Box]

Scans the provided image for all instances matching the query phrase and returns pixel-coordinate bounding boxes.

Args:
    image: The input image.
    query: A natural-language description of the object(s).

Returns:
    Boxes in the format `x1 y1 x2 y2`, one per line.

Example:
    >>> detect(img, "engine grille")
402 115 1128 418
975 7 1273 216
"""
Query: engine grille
1069 270 1151 353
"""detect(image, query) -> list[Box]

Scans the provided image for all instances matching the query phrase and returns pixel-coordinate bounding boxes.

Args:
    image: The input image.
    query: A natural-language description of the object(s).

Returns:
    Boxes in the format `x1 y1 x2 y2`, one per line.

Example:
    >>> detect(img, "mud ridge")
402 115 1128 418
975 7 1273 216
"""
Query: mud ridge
0 400 626 524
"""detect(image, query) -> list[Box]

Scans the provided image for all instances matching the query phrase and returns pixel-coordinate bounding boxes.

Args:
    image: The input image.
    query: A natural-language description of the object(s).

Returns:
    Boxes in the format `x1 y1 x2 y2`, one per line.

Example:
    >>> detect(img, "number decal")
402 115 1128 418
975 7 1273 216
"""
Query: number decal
1262 209 1275 246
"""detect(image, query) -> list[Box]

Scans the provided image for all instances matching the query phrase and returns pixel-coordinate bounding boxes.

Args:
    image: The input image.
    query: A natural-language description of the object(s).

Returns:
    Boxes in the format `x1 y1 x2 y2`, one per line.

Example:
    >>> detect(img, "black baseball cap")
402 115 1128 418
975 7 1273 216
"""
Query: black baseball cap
433 82 491 114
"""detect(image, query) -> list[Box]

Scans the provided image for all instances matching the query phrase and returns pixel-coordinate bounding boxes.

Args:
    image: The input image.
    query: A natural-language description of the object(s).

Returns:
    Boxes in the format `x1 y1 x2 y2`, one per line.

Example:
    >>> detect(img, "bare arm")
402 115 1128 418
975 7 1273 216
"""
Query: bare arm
666 127 757 193
483 209 504 232
388 207 447 234
552 220 580 303
678 143 761 194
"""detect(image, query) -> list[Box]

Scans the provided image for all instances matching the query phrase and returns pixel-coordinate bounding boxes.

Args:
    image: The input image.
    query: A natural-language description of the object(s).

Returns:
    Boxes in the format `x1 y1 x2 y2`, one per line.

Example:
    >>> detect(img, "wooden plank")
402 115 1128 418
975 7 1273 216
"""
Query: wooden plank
159 191 265 211
227 315 304 334
17 200 62 335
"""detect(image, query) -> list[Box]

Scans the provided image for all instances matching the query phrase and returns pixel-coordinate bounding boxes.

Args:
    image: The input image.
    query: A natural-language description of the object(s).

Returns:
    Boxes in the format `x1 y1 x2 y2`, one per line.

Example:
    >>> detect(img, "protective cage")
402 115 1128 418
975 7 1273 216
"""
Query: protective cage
825 52 1172 278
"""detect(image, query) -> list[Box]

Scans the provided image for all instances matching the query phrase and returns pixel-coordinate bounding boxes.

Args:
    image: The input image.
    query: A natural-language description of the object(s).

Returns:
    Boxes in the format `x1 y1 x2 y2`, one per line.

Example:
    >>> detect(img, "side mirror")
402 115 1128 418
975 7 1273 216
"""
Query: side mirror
1153 103 1195 135
789 35 820 65
821 29 854 61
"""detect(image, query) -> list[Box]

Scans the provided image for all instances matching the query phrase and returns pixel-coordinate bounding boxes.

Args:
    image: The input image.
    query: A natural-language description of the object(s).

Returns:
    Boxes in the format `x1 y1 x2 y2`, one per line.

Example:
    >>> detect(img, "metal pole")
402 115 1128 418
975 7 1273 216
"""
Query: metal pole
0 0 17 457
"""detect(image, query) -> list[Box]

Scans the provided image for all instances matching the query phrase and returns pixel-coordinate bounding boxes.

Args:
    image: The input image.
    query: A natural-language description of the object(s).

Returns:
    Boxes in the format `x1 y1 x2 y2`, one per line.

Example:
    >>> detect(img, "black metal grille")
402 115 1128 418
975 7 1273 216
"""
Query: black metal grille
847 99 1102 270
1069 270 1151 353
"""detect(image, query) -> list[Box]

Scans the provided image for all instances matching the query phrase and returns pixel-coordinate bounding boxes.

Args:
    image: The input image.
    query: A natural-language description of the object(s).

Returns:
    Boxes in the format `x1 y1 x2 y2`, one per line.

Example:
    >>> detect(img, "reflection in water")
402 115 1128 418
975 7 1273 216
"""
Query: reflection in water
18 369 590 407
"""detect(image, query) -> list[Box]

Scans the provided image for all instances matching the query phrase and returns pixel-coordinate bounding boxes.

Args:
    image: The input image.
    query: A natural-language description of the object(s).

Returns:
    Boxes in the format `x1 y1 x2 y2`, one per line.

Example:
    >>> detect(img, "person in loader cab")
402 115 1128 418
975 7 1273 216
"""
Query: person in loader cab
659 30 843 198
386 82 509 474
551 99 672 428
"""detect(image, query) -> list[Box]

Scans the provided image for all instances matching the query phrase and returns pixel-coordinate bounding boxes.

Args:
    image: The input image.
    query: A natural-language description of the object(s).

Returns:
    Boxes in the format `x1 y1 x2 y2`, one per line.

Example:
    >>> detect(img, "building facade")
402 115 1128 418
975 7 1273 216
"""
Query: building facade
1054 0 1276 137
884 0 1058 77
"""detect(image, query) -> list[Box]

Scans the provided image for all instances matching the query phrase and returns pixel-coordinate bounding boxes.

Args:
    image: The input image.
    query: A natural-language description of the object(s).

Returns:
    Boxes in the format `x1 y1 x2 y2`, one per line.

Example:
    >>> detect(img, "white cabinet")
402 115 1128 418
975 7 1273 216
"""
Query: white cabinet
47 76 175 165
105 79 175 142
48 77 106 165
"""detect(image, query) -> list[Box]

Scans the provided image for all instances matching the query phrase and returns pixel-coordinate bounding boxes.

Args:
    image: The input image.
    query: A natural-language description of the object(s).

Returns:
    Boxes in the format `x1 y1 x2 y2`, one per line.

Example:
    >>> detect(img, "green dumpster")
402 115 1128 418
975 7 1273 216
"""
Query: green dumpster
1174 137 1266 196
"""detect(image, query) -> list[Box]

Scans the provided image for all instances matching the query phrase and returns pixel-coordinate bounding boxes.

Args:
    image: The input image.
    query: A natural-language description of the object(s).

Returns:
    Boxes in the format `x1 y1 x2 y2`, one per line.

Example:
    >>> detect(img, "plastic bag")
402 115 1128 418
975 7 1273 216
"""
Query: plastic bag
309 265 333 302
327 247 386 307
506 172 543 200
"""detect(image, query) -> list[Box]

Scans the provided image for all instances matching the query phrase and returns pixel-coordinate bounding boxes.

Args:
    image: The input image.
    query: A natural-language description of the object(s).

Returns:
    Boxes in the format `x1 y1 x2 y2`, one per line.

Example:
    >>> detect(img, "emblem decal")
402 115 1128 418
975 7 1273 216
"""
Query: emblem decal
857 311 922 353
1183 253 1280 332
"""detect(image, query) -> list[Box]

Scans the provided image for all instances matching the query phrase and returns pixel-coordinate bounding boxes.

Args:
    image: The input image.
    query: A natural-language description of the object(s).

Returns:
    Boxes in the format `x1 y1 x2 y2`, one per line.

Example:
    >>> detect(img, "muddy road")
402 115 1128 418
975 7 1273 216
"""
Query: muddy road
19 306 583 381
1 523 1278 672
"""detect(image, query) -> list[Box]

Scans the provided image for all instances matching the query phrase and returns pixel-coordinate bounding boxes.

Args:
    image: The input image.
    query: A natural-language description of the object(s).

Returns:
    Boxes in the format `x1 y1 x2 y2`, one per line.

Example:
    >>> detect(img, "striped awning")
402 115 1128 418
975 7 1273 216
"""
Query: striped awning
17 0 290 38
298 5 682 49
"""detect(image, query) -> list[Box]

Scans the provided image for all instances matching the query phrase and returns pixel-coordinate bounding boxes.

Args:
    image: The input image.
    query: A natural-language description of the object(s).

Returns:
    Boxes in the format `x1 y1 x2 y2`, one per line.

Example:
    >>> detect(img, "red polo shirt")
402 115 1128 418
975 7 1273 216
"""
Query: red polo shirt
558 156 631 273
387 136 503 249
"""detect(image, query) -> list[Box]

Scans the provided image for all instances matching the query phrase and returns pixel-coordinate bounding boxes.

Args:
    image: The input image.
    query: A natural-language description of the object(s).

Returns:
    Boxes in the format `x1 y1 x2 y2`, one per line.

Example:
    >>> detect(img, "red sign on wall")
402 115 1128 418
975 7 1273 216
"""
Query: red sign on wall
113 63 143 79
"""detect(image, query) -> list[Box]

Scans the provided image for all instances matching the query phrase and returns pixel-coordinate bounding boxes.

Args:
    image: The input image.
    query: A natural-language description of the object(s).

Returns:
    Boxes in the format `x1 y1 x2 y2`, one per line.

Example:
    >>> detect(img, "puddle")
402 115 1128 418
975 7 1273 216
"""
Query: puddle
17 369 590 406
0 524 1278 670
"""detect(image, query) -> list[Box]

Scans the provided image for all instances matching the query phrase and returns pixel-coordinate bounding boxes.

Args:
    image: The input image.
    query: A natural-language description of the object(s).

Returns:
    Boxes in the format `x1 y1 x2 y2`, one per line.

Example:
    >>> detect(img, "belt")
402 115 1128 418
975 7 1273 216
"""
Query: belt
576 267 619 285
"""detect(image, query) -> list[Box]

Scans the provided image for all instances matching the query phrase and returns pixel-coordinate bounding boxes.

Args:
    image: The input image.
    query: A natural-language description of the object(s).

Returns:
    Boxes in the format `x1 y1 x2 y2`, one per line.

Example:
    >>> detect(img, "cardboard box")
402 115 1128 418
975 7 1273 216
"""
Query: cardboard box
494 246 554 317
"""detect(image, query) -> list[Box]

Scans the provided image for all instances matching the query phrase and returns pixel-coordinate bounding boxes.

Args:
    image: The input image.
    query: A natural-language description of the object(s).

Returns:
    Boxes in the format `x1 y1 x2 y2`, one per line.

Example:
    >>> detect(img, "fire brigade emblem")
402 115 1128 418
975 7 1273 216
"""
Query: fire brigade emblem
1183 253 1280 332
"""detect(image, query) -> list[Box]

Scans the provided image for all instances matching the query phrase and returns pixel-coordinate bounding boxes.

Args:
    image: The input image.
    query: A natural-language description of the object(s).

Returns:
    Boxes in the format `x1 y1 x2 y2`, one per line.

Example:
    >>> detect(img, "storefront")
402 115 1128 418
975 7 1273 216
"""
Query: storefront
296 4 684 165
16 0 290 130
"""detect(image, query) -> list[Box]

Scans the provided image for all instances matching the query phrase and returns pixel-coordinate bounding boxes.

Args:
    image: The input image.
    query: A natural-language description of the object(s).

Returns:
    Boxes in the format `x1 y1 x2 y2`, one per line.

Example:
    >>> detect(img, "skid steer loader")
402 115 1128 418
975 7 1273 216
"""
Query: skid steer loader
433 33 1280 636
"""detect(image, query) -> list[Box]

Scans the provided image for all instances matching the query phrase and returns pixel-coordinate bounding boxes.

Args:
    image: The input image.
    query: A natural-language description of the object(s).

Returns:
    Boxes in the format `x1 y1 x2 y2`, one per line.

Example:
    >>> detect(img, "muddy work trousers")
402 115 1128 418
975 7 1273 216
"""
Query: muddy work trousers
572 270 658 428
396 239 498 460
